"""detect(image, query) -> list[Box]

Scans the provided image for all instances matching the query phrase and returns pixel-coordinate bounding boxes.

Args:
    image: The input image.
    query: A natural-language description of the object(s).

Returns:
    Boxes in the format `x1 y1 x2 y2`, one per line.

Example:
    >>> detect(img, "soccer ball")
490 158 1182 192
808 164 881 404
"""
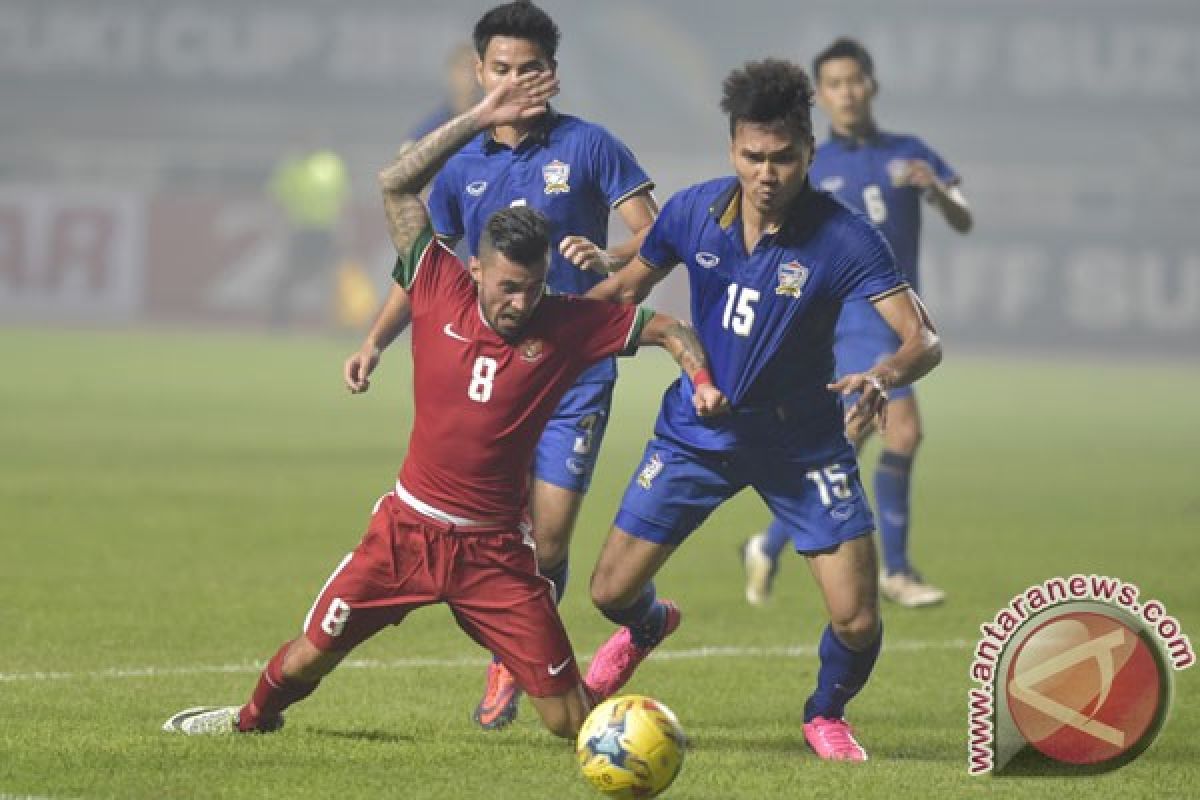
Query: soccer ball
576 695 686 798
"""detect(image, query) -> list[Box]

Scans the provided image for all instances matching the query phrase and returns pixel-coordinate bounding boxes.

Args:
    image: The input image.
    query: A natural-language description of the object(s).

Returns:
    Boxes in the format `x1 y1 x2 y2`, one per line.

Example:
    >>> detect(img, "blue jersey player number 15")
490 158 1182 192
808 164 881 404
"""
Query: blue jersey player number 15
581 58 943 764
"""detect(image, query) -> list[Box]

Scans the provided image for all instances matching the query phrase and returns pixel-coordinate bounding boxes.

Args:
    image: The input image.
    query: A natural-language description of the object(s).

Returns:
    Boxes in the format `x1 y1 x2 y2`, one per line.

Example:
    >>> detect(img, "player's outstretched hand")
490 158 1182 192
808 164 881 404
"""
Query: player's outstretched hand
344 347 381 394
829 372 888 432
693 384 730 418
897 159 937 191
559 235 617 273
475 71 559 129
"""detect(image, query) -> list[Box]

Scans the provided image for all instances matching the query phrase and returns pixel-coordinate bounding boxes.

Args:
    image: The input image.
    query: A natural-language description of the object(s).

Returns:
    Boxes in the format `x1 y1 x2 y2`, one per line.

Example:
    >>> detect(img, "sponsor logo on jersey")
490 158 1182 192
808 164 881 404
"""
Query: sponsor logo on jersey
775 261 809 297
520 337 545 362
566 457 588 476
820 176 844 192
510 197 527 207
695 251 720 269
466 180 488 196
442 322 470 342
542 160 571 195
637 452 664 489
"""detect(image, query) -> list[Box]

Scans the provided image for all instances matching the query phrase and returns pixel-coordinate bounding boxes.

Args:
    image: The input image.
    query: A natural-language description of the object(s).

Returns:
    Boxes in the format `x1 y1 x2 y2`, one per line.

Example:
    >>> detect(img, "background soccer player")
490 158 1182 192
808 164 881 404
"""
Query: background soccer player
163 71 724 742
424 1 660 730
582 59 942 761
742 37 972 609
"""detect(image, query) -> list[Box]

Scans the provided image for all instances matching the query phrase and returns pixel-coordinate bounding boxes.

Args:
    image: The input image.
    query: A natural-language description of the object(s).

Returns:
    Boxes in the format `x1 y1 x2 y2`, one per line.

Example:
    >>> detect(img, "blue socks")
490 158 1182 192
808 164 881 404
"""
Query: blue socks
601 582 667 648
875 450 914 575
543 559 569 605
762 518 791 560
804 623 883 722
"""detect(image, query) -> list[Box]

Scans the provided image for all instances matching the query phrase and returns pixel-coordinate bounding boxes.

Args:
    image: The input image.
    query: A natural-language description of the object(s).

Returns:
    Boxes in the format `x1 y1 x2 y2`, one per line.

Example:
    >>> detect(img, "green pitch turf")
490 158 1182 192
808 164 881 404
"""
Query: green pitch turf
1 328 1197 799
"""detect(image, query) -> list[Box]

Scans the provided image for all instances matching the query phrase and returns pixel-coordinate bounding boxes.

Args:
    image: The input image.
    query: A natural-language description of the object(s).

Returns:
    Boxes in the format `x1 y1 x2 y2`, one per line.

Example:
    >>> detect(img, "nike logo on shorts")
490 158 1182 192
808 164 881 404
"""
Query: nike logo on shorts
443 323 470 342
547 657 572 676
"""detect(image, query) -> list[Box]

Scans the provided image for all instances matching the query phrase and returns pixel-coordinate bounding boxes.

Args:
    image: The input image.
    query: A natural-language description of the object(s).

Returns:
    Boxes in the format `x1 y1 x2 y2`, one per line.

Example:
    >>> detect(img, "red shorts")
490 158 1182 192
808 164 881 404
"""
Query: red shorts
302 492 580 697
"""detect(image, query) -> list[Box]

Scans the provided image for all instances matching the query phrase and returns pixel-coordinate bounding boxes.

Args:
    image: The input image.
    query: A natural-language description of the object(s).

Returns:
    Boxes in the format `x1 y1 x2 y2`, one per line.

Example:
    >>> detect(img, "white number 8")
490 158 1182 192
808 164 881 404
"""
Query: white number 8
468 356 498 403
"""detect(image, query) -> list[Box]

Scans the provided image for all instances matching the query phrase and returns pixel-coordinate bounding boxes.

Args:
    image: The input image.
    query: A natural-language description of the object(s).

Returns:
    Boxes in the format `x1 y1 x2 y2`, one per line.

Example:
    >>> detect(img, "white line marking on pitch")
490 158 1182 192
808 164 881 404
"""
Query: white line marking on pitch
0 639 971 684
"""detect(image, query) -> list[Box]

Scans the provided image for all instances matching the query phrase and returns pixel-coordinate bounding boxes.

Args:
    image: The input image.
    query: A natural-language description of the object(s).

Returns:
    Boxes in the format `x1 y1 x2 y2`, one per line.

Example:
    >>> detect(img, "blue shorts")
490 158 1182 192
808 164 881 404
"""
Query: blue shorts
532 379 614 494
835 307 914 403
614 438 875 553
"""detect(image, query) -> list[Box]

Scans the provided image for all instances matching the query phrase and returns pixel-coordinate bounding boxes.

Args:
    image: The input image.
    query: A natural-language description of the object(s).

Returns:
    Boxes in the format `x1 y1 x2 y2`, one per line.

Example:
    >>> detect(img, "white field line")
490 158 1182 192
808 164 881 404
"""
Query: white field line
0 638 971 684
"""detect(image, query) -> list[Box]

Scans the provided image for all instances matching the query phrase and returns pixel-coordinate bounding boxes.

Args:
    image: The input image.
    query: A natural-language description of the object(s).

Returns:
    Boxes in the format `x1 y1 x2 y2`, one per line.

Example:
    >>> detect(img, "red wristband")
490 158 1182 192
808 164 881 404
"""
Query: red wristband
692 368 713 388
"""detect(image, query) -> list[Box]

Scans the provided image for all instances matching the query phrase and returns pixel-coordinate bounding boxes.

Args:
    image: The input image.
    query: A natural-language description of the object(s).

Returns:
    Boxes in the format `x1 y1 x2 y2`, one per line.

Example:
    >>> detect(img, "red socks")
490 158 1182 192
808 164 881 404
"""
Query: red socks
238 642 320 731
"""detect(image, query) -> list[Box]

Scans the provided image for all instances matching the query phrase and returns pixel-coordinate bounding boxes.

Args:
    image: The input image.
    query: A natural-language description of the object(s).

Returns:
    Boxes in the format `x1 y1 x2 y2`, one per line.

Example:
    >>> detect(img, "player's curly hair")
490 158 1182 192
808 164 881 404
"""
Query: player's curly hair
812 37 876 86
480 207 550 268
474 1 560 62
720 59 814 141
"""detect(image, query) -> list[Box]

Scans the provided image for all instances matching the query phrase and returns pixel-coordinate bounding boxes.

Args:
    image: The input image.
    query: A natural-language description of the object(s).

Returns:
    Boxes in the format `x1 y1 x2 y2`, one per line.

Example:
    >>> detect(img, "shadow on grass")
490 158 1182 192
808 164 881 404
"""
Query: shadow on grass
311 727 417 745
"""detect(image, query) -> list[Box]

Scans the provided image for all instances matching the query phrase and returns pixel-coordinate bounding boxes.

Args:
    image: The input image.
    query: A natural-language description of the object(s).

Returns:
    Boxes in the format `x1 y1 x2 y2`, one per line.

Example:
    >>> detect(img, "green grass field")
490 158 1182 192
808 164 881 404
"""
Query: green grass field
1 328 1198 799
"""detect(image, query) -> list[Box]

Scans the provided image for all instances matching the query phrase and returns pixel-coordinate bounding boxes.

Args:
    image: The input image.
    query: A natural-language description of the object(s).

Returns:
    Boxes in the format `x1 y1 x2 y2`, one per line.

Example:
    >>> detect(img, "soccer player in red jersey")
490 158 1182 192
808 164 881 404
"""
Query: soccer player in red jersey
163 71 726 740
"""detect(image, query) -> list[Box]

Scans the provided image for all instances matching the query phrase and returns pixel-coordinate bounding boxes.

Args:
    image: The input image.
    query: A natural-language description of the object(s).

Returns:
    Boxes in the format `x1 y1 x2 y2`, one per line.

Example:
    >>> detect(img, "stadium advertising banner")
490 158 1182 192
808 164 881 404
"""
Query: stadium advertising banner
2 0 1198 353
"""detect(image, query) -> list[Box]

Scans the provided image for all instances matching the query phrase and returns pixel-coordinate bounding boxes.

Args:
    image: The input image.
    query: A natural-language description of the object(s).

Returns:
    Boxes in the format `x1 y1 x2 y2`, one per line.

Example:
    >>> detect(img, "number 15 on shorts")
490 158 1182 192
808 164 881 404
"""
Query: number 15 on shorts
806 466 851 507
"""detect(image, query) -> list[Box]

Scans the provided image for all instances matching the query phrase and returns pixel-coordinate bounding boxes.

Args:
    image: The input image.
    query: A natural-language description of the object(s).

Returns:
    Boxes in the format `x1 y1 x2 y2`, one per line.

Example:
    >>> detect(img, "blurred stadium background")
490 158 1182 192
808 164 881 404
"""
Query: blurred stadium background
3 0 1198 353
2 2 1199 798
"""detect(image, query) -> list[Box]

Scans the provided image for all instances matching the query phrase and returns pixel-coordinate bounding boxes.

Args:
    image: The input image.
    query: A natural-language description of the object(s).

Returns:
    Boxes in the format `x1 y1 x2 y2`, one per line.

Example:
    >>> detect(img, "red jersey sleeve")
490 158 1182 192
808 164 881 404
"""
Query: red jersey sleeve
559 297 654 364
390 222 467 308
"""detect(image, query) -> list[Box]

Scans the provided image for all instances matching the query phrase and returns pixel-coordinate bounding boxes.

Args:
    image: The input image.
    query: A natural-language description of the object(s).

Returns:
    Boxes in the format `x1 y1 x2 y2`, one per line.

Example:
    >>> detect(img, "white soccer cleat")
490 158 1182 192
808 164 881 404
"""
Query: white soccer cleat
879 570 946 608
740 533 779 606
162 706 245 735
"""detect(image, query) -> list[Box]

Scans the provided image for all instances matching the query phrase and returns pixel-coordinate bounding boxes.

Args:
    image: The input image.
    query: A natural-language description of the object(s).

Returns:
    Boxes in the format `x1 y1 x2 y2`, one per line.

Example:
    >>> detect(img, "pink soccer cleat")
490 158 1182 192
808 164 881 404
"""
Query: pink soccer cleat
585 601 681 701
803 716 868 761
473 660 523 730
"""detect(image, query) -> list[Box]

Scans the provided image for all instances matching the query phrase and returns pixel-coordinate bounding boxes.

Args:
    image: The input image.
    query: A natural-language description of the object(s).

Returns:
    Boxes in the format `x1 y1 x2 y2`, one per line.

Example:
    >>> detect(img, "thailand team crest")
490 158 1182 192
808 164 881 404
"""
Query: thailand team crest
637 452 664 489
775 261 809 297
542 160 571 194
520 338 545 363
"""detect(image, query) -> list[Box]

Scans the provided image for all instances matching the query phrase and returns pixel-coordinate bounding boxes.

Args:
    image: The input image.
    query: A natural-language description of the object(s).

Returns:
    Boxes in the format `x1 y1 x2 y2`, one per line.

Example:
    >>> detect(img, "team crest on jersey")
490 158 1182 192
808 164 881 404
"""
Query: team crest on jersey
820 176 844 192
637 452 664 489
519 337 545 362
775 261 809 298
542 160 571 194
466 180 488 196
695 251 720 269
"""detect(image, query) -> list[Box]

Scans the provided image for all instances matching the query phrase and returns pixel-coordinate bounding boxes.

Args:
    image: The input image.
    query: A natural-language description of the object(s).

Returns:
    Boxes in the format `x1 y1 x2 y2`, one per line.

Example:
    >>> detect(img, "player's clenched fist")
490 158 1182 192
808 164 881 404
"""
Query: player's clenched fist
692 383 730 418
559 235 618 274
344 347 381 394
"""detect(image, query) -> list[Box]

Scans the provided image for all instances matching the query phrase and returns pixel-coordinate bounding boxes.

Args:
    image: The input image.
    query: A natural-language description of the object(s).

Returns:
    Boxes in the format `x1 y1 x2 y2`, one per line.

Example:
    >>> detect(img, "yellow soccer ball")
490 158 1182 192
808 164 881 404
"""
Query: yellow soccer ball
576 695 686 798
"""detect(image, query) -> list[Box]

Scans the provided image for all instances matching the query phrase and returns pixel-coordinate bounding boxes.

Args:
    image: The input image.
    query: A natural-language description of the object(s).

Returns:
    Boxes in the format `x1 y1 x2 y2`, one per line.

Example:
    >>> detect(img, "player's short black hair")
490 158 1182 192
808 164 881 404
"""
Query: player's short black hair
720 58 814 141
812 37 875 83
473 1 560 62
480 207 550 268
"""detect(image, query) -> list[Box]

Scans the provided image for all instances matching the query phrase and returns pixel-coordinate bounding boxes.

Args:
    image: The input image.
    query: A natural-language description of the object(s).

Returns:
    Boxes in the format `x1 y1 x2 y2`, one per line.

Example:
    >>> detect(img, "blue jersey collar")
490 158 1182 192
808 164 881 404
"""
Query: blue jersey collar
828 123 884 150
707 178 821 238
481 107 561 153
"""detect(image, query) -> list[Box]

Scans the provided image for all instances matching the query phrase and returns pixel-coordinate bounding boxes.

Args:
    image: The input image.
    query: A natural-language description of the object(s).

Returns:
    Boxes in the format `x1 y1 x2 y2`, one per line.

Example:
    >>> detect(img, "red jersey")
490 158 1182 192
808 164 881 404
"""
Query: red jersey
391 227 649 528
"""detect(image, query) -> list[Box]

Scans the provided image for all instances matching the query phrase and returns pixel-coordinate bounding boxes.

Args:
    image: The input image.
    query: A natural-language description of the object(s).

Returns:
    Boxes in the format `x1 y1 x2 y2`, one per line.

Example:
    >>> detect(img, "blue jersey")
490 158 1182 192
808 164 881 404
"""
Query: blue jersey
427 110 652 383
808 130 957 292
640 177 906 460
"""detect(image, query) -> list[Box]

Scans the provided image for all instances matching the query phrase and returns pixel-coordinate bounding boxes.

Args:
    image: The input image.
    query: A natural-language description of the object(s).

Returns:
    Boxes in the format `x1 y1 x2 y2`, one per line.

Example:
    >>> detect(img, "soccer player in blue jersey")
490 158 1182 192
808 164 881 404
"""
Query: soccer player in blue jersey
422 1 658 730
405 43 481 145
582 59 942 761
742 38 972 609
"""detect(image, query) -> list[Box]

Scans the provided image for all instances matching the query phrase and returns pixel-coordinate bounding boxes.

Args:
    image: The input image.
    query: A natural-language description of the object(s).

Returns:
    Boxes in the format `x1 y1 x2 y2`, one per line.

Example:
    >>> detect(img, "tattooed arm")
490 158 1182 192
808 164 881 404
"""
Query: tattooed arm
378 71 560 255
639 312 730 418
